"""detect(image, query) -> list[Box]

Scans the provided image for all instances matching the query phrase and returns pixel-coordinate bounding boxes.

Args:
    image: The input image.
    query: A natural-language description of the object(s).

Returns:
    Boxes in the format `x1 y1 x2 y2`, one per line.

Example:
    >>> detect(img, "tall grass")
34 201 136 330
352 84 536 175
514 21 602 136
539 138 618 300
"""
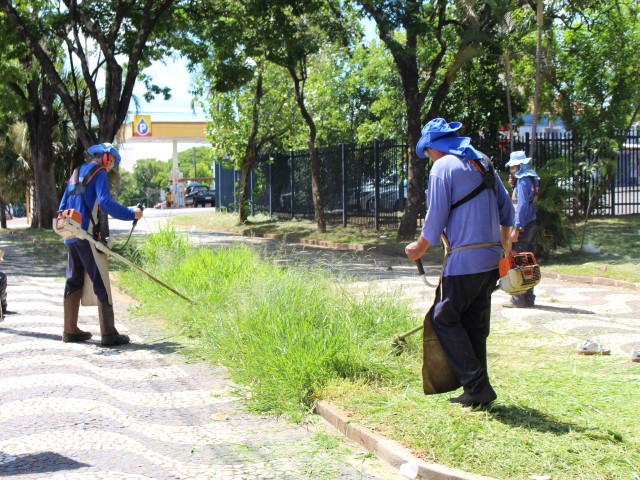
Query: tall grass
119 227 416 420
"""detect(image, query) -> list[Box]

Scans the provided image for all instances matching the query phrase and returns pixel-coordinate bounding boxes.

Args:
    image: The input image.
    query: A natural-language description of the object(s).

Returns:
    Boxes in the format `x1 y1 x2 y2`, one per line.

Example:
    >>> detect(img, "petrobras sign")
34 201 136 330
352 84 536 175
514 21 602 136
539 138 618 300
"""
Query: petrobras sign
133 115 152 137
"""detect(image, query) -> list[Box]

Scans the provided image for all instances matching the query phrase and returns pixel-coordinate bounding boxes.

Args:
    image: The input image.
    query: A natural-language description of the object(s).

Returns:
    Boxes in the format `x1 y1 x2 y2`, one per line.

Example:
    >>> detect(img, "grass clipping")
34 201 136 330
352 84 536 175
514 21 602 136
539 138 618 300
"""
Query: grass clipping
120 226 415 420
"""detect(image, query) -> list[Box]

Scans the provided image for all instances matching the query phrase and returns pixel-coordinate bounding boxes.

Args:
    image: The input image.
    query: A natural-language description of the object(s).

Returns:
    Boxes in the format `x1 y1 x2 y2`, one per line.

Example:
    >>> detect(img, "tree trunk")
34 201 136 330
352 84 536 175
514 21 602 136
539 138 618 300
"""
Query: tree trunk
238 160 252 223
288 66 326 233
25 76 58 229
308 142 326 233
504 46 515 151
30 151 58 229
530 0 543 160
397 100 424 241
238 68 264 224
0 200 7 229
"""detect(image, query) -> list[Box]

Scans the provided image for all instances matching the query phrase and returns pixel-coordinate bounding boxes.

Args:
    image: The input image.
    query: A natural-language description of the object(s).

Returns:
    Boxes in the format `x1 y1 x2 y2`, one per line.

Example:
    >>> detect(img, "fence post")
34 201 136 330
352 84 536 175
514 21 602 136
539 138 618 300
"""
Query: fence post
374 138 380 230
525 132 531 158
341 144 347 228
268 162 272 217
290 150 295 219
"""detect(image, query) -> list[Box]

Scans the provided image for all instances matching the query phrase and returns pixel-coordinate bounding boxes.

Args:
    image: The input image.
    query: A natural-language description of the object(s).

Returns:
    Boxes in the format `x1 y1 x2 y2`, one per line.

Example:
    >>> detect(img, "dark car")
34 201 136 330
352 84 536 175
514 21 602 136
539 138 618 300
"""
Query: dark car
185 186 216 207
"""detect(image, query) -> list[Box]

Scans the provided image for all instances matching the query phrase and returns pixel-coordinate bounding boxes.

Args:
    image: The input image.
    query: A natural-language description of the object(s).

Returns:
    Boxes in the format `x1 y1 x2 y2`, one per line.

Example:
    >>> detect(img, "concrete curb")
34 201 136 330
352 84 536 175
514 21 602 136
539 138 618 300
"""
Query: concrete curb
240 230 372 251
314 401 495 480
543 269 640 290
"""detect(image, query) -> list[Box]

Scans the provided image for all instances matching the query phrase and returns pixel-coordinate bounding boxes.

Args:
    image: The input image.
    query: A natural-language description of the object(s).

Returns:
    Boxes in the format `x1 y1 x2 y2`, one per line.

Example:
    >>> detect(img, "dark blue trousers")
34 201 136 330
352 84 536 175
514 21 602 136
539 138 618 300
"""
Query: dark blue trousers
64 240 108 303
431 269 499 393
512 220 537 305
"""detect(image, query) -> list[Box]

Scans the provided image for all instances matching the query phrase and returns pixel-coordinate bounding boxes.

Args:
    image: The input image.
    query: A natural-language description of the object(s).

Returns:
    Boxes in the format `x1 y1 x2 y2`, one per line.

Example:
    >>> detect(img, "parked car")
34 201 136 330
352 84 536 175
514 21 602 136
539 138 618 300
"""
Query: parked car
347 179 407 212
185 186 216 207
184 181 203 196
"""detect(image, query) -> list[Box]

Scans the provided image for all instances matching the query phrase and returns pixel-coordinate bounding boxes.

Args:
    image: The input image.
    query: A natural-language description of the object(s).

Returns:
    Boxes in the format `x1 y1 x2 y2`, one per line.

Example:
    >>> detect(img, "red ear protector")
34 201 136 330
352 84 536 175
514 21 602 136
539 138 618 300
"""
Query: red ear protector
102 153 111 166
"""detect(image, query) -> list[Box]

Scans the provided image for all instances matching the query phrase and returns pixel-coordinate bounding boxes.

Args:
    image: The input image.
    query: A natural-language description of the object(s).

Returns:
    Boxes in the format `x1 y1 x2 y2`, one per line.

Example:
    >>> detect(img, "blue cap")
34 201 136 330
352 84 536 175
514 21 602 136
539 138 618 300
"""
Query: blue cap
87 143 121 166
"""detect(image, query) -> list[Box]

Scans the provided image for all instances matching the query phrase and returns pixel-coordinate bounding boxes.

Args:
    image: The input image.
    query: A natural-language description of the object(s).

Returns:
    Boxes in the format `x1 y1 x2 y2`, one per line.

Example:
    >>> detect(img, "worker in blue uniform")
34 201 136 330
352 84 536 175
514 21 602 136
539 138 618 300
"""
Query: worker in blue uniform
504 151 540 308
405 118 514 407
58 143 143 346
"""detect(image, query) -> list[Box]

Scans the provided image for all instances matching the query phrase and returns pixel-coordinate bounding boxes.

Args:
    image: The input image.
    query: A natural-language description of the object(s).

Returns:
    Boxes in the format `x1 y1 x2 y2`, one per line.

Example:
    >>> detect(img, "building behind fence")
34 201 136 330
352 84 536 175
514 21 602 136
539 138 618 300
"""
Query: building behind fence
215 132 640 230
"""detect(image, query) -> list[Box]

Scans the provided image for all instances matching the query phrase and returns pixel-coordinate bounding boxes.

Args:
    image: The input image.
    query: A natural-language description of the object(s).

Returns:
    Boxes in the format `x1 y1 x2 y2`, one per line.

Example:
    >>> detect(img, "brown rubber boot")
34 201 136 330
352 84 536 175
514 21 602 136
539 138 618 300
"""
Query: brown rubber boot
98 300 129 346
62 289 92 343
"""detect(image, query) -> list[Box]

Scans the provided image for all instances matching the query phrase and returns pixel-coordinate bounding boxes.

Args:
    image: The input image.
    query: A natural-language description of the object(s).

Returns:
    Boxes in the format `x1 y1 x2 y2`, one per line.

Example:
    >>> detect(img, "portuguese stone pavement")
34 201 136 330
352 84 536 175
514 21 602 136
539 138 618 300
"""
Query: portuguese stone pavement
0 231 400 480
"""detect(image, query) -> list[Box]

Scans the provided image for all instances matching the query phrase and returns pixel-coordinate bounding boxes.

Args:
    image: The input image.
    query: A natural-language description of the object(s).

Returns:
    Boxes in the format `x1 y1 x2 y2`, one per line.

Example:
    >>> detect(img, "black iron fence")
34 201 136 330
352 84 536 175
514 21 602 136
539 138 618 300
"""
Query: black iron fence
237 132 640 229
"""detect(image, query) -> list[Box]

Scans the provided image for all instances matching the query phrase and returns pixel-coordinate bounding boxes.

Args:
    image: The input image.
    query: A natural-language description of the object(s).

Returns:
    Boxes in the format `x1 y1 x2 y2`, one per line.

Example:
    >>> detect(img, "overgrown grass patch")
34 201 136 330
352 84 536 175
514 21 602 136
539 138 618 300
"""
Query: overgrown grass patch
118 226 416 420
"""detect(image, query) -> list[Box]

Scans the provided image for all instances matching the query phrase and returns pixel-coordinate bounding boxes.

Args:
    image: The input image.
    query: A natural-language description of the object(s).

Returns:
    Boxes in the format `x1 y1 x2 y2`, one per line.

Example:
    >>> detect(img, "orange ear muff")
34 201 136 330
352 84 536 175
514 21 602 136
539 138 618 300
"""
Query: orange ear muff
102 153 110 166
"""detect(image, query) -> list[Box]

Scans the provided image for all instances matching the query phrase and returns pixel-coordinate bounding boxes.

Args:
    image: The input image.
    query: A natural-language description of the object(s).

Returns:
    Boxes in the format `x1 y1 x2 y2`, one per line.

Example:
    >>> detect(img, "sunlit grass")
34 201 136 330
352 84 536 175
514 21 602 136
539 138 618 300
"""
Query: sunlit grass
118 226 416 421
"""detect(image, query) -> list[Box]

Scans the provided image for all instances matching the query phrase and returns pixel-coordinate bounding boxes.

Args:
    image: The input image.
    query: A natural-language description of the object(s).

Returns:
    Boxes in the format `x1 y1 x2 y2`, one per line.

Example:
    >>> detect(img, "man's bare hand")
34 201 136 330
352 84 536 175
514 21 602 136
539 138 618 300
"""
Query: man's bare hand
405 236 431 262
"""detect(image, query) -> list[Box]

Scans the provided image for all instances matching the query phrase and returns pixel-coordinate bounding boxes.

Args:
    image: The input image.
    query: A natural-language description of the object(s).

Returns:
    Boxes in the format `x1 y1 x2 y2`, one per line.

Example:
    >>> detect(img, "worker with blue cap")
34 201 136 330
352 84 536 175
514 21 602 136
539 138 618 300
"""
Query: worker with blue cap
504 151 540 308
58 142 143 346
405 118 514 407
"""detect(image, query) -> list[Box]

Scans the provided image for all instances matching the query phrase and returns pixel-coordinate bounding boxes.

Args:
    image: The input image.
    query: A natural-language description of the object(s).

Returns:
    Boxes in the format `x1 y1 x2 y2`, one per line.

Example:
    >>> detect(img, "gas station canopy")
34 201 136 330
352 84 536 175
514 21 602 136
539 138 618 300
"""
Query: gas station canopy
119 115 211 207
120 115 207 142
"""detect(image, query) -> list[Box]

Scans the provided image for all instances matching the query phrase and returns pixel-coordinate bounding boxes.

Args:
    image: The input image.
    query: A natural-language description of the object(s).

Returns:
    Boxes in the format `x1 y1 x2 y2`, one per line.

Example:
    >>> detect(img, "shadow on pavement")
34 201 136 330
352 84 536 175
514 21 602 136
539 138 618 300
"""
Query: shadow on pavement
0 327 61 342
0 451 89 476
124 339 185 355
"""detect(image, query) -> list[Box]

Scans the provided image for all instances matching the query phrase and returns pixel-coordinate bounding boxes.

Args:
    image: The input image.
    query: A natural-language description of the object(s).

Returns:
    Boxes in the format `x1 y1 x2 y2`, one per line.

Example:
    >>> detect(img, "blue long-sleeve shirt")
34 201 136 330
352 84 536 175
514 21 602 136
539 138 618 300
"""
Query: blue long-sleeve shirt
58 162 135 244
421 155 514 276
513 176 537 230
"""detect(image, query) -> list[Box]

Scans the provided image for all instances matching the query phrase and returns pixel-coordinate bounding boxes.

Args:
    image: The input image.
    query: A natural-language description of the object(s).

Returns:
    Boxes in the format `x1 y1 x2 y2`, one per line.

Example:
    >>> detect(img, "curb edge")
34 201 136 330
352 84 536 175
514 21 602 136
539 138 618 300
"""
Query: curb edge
314 400 495 480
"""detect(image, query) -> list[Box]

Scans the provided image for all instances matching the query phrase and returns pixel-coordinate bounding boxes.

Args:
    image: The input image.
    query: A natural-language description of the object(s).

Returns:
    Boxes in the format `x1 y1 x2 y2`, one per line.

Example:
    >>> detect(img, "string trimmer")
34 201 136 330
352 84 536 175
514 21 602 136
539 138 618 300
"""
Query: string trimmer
391 258 437 353
54 209 192 302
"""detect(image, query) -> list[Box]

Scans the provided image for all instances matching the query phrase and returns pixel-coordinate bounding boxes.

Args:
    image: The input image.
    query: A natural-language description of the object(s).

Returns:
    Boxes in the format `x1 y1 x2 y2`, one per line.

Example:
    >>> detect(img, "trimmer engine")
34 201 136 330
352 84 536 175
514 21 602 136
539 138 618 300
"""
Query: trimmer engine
54 209 84 239
499 252 541 295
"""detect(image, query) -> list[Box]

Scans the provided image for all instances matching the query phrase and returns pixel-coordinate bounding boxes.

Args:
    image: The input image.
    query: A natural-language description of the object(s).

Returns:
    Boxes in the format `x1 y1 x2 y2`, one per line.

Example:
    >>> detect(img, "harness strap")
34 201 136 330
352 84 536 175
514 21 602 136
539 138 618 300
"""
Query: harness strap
68 164 107 238
450 159 496 210
431 234 502 297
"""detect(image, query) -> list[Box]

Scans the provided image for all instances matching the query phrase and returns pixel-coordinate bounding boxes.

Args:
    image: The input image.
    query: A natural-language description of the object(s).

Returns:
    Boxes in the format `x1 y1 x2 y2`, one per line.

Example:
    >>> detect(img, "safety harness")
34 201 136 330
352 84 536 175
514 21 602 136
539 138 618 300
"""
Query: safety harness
426 157 502 294
68 164 108 245
450 158 496 210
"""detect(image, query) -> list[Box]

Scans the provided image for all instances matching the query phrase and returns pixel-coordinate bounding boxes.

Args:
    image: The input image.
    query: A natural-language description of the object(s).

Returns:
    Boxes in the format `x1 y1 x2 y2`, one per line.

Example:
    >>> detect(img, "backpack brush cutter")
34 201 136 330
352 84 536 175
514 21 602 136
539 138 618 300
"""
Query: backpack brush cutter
391 252 541 353
498 251 541 295
54 209 193 303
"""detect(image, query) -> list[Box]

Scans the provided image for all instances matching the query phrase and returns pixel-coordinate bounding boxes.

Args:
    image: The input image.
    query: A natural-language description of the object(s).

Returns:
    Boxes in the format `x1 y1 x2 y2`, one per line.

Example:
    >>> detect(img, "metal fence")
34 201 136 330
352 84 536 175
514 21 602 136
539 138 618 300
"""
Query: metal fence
249 140 410 230
241 132 640 228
